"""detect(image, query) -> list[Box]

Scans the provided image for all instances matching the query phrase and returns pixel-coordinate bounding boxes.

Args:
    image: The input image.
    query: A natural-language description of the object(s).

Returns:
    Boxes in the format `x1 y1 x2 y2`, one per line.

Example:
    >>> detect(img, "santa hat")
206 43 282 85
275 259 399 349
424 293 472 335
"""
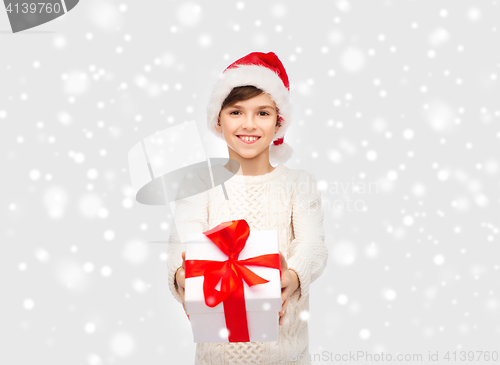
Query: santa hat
206 51 294 165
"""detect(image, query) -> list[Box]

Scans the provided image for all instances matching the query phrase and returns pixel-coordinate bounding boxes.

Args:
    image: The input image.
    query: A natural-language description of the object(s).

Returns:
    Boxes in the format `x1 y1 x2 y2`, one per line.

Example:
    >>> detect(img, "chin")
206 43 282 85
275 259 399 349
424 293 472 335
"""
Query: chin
230 149 258 159
237 153 258 159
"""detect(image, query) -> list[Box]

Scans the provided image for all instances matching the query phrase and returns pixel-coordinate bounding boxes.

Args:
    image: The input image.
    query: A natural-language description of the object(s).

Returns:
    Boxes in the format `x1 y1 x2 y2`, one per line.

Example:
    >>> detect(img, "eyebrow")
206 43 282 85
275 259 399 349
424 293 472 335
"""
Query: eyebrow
230 104 275 110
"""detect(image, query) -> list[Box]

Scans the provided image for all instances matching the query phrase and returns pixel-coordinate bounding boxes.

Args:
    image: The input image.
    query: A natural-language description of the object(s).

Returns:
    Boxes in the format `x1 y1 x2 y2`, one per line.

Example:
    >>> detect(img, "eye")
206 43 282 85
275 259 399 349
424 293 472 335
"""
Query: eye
230 111 241 115
259 111 270 116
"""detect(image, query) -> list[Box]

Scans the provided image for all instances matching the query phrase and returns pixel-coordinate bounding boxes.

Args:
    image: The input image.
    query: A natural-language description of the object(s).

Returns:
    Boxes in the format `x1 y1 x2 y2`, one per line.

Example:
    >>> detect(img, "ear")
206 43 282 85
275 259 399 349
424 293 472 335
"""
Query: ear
216 118 222 132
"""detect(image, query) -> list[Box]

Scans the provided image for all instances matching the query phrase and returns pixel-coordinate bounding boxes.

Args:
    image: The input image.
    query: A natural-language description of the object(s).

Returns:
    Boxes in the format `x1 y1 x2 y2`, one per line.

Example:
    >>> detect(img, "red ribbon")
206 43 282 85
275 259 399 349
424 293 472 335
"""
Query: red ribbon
185 219 281 342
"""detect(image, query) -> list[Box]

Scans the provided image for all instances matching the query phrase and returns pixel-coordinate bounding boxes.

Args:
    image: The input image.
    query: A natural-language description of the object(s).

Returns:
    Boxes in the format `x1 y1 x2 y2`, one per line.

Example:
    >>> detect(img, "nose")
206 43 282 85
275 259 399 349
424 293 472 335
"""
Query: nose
242 114 257 130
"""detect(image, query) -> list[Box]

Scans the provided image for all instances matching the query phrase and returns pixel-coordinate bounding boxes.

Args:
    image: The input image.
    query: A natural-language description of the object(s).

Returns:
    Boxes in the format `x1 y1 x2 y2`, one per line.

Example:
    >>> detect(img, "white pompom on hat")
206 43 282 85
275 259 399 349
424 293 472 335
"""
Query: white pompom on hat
206 51 294 165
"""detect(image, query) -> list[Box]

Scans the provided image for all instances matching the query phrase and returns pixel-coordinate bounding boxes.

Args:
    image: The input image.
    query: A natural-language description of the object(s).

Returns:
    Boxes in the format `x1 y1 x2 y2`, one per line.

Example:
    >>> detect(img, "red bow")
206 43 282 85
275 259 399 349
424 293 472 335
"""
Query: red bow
185 219 281 342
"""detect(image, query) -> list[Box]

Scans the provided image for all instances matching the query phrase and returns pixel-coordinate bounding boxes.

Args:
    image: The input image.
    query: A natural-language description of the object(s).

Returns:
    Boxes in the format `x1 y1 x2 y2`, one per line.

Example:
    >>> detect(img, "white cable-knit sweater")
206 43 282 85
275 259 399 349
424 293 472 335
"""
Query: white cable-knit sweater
167 163 328 365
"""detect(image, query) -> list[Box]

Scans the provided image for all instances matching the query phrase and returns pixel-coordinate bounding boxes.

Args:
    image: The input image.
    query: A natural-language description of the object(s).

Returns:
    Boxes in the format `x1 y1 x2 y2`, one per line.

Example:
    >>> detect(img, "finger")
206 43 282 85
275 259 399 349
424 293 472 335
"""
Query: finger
279 299 288 326
182 301 190 320
281 288 287 303
177 268 186 289
181 251 186 269
281 271 290 289
281 277 290 301
281 270 290 287
281 276 289 289
180 278 189 320
279 251 288 271
181 290 190 320
282 280 294 303
279 299 288 316
279 309 286 326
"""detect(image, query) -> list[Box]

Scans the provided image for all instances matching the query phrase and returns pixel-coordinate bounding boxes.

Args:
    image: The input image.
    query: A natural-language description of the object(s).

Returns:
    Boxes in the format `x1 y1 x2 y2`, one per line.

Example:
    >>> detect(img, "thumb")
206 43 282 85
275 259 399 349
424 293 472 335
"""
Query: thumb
182 251 186 269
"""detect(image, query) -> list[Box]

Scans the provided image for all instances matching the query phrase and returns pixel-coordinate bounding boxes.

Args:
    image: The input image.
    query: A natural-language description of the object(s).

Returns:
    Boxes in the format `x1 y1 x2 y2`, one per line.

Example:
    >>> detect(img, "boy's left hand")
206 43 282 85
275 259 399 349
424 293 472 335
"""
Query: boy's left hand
278 251 299 326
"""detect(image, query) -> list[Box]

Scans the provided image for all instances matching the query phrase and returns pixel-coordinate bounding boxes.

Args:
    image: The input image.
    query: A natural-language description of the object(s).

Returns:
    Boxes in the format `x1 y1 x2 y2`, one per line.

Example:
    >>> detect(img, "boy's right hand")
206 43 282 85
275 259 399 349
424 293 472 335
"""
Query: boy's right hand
175 251 190 320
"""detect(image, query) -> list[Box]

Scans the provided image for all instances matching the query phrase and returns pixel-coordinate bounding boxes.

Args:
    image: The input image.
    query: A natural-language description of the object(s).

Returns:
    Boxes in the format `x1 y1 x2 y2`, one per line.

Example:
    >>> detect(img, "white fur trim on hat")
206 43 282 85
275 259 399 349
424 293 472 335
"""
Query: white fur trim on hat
206 64 292 142
269 141 294 165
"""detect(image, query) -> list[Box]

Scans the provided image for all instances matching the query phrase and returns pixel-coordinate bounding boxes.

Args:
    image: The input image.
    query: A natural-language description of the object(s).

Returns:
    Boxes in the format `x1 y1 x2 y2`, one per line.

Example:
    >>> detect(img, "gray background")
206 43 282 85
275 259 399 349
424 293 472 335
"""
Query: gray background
1 0 499 364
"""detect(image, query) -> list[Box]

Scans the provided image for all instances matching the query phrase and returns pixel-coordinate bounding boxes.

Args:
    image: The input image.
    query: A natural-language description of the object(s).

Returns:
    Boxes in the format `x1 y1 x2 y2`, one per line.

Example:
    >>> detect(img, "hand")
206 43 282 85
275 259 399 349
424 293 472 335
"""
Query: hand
175 251 190 320
278 251 299 326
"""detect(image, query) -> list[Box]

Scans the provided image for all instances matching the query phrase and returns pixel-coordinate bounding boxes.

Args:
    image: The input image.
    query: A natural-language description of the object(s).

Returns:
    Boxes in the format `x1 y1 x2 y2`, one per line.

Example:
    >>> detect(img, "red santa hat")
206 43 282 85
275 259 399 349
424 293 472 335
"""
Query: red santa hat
206 51 294 165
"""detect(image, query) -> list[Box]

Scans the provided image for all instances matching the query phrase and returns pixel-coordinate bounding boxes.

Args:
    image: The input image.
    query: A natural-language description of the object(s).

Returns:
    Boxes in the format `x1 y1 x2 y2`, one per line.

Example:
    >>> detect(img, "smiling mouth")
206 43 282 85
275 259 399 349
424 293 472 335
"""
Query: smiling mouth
237 136 261 142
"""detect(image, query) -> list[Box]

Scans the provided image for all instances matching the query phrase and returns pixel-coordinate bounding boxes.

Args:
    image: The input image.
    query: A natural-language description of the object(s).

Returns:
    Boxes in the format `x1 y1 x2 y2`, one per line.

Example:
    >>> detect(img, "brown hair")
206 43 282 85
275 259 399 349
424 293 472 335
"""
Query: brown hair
218 85 281 127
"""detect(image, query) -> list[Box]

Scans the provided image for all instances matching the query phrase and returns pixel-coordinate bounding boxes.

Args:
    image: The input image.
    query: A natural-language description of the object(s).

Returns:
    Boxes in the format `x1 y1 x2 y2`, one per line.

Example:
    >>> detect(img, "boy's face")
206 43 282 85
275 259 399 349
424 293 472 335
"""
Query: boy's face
216 92 280 161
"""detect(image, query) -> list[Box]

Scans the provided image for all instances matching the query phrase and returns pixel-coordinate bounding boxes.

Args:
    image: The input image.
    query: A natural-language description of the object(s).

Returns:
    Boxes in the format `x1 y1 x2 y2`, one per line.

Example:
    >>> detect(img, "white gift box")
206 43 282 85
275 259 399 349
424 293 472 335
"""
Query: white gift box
185 229 282 343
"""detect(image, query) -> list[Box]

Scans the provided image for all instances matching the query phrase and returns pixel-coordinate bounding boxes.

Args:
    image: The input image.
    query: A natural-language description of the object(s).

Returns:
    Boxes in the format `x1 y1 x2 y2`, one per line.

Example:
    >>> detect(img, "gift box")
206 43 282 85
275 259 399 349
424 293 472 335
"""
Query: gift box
184 219 282 343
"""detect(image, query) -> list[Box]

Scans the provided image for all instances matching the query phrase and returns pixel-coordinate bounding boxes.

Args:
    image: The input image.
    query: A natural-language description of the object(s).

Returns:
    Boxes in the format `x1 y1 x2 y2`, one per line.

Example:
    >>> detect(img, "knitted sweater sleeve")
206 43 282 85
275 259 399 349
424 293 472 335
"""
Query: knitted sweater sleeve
286 171 329 308
166 171 210 304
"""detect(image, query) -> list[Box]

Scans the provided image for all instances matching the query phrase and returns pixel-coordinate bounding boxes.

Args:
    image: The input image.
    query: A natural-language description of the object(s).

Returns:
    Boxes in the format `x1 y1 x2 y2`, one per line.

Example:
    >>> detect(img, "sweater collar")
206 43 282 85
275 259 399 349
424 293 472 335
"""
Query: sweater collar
214 163 286 185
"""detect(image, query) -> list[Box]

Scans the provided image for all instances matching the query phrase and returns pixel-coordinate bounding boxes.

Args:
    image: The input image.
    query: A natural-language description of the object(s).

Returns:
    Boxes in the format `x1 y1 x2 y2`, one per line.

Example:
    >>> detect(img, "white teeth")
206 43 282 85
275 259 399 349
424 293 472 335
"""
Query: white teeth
239 136 259 142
